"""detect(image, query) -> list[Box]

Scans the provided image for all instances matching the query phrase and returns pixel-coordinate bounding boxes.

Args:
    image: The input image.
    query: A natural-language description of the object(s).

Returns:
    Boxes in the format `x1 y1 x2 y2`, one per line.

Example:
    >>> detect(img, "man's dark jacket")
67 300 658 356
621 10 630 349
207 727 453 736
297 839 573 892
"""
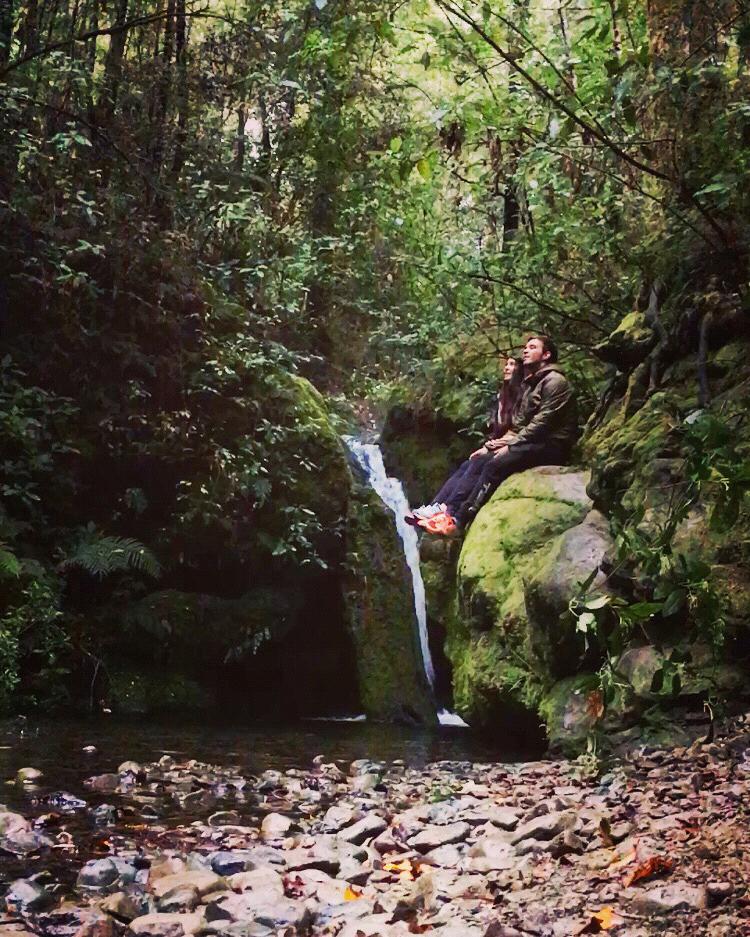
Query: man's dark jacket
507 364 578 452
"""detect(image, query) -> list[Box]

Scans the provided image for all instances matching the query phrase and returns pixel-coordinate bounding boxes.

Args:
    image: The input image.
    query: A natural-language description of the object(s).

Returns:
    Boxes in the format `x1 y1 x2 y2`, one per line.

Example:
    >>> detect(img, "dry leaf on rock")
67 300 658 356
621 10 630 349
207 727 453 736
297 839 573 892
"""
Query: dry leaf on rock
573 905 625 933
622 855 674 887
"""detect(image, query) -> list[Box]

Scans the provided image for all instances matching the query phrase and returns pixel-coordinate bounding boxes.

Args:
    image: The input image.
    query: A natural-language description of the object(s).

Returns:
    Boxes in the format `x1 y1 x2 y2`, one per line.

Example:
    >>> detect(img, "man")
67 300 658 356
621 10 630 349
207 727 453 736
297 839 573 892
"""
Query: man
424 335 578 536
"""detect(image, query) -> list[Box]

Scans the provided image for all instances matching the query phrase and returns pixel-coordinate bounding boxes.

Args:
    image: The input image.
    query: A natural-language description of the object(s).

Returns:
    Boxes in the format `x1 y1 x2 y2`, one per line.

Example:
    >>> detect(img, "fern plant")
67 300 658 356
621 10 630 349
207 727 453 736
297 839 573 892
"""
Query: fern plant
0 544 21 579
60 527 161 580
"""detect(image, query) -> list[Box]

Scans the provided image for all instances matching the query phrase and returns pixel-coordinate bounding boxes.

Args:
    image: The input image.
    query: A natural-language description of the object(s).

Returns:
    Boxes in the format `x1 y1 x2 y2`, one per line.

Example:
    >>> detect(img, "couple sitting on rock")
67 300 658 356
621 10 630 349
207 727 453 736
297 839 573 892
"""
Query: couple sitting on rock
406 335 578 536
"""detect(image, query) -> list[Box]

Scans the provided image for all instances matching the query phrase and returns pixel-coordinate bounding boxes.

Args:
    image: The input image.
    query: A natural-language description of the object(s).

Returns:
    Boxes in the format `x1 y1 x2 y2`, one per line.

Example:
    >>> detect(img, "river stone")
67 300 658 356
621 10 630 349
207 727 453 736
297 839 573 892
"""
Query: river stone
4 878 54 913
227 868 284 898
210 851 257 876
351 773 380 794
151 871 225 900
408 821 471 853
423 844 463 868
208 810 239 827
511 810 577 845
200 925 273 937
629 882 709 915
0 811 29 836
128 911 204 936
467 837 516 872
33 907 122 937
91 804 118 826
100 890 148 921
86 774 121 793
483 806 521 830
16 767 43 784
260 812 292 839
118 761 142 775
321 805 358 832
284 845 340 874
78 859 121 890
1 828 53 855
338 814 388 845
156 886 200 913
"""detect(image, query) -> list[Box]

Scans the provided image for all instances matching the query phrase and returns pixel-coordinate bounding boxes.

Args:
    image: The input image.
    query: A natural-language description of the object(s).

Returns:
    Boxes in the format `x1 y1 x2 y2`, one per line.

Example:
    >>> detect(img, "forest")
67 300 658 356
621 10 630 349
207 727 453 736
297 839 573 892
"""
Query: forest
1 0 750 738
4 1 750 934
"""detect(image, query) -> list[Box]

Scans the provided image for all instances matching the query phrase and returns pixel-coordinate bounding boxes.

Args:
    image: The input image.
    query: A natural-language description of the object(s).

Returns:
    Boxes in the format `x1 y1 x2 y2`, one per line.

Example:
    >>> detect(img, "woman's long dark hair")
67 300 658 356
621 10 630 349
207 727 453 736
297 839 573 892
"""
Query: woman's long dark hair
495 356 524 436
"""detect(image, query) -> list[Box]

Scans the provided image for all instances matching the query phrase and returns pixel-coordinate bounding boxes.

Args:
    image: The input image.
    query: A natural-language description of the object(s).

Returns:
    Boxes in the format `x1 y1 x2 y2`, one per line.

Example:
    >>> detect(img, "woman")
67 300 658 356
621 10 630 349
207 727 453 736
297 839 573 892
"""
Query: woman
406 356 524 528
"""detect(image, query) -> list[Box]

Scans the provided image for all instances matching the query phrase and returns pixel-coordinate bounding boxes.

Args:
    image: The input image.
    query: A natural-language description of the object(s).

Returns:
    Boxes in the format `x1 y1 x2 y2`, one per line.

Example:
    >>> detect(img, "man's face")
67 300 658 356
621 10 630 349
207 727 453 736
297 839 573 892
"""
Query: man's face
522 338 548 367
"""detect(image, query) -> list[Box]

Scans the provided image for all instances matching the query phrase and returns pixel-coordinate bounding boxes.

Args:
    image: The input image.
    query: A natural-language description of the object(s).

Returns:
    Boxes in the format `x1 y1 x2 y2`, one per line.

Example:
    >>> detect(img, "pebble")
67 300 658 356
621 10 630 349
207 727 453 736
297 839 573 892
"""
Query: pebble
1 723 749 936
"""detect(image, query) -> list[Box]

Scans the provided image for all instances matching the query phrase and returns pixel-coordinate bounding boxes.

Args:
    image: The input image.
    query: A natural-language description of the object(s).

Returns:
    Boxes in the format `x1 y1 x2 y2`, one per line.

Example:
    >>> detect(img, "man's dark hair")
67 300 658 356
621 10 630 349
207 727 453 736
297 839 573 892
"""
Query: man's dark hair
527 334 558 363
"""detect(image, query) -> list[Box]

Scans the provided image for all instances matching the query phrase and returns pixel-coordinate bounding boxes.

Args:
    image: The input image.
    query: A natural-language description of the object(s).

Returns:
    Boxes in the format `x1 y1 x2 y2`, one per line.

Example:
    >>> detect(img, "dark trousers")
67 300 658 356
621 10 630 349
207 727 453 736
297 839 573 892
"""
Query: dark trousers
448 442 569 528
433 456 487 508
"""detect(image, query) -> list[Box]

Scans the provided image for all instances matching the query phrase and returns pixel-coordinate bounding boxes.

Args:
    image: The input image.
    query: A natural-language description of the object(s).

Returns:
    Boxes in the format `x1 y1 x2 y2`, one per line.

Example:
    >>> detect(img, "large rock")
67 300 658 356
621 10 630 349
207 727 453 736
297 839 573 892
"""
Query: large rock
525 509 612 677
593 310 656 368
444 466 611 737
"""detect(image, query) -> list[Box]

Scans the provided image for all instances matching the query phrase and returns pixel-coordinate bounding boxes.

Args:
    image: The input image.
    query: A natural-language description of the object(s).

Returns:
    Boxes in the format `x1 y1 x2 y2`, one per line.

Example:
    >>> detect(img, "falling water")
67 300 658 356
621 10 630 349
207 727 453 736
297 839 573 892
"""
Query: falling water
344 437 468 728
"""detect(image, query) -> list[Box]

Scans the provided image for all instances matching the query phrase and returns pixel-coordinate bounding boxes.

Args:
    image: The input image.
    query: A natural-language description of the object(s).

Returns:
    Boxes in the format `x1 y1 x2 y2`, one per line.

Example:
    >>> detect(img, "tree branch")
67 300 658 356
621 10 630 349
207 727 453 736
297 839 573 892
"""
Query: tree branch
435 0 674 184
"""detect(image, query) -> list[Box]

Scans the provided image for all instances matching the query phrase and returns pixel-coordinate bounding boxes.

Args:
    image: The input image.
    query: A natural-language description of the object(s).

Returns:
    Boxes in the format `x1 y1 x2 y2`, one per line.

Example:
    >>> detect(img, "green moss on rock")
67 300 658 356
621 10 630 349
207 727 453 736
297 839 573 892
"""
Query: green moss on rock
346 482 436 725
442 467 611 735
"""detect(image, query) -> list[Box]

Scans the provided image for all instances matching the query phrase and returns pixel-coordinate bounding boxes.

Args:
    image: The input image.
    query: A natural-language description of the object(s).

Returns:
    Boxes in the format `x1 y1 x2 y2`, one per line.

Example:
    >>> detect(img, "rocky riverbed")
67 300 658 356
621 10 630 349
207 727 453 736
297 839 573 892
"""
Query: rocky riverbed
1 724 749 937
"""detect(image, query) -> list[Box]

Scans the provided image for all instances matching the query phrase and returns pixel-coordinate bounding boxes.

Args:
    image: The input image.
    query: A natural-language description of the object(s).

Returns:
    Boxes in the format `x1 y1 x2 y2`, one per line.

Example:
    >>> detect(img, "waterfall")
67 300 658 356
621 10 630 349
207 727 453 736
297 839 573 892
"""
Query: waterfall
344 437 468 728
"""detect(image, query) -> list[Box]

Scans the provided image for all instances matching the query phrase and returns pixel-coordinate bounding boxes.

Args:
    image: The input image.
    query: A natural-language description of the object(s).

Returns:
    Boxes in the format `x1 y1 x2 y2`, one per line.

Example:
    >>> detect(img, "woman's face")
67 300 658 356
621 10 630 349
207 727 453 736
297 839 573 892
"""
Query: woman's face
503 358 517 381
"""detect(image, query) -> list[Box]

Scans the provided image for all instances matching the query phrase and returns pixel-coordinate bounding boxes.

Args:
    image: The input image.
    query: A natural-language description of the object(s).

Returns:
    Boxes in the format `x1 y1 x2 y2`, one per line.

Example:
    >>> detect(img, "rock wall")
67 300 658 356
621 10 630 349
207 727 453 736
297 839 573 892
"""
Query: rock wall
416 316 750 753
423 467 612 749
345 480 437 726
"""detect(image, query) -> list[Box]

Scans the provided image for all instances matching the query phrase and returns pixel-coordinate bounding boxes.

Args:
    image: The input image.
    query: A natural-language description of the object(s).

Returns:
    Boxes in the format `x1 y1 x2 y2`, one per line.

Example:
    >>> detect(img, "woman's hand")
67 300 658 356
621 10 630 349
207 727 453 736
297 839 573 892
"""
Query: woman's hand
469 446 488 459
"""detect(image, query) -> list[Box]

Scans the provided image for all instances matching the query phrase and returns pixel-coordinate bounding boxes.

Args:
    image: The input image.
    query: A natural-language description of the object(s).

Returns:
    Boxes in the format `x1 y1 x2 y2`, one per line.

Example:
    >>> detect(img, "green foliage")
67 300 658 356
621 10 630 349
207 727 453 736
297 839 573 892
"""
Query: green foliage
59 527 161 580
567 411 750 705
1 0 750 712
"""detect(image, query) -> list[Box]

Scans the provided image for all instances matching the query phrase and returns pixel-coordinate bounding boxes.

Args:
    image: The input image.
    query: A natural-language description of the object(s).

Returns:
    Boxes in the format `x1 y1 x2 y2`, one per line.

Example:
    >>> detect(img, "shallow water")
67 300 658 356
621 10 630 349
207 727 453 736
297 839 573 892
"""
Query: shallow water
0 716 545 899
0 715 539 807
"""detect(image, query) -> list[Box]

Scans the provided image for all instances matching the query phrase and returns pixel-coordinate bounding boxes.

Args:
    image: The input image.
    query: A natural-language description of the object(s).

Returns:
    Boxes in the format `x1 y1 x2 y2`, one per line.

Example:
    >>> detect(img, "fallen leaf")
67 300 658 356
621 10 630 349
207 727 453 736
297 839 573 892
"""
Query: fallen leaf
622 855 674 887
344 885 362 901
593 907 618 929
586 690 605 721
383 857 420 879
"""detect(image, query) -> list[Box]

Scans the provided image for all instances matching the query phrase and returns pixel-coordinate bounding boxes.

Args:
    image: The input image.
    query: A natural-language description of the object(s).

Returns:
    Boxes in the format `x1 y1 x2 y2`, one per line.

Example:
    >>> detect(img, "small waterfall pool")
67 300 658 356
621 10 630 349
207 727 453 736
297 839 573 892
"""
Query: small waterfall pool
344 437 468 728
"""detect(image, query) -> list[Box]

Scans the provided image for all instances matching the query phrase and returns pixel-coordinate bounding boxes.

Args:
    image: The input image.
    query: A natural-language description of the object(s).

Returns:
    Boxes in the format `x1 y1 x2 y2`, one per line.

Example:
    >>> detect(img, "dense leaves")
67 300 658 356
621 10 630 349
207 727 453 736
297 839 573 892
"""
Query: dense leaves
1 0 749 709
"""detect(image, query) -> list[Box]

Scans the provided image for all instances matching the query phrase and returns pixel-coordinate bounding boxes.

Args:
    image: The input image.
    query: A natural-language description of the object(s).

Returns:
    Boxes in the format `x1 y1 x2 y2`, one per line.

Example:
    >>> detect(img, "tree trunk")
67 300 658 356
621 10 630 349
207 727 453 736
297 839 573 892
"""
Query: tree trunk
234 106 246 172
0 0 13 66
170 0 187 177
94 0 129 126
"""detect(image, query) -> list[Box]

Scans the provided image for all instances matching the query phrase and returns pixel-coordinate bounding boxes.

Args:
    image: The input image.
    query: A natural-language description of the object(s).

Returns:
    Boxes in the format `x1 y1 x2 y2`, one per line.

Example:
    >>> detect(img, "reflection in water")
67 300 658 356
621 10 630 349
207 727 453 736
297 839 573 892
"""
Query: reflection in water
0 716 536 810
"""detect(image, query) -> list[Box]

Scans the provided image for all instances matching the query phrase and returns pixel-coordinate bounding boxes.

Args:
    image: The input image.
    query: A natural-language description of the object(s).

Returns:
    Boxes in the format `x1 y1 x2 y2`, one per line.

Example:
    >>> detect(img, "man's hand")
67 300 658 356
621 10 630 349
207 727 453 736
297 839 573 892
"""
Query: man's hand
469 446 488 459
491 445 509 459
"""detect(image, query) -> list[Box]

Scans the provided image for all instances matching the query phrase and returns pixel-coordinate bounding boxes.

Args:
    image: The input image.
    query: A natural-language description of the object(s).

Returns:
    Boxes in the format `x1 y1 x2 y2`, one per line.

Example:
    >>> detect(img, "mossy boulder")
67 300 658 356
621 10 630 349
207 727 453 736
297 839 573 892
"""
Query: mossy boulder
346 479 436 725
617 643 746 700
444 466 613 735
593 311 656 368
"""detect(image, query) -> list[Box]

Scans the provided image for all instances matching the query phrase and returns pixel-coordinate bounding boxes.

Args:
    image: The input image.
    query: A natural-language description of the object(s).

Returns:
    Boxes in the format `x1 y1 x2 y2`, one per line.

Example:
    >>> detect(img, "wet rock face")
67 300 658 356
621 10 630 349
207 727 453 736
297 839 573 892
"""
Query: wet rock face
443 466 612 740
345 480 436 726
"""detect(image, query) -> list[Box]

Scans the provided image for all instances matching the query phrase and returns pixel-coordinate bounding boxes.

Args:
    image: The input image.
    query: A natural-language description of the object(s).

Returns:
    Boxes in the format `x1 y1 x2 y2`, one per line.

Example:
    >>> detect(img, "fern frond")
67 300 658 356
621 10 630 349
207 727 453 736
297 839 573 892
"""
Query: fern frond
62 534 161 580
0 544 21 579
